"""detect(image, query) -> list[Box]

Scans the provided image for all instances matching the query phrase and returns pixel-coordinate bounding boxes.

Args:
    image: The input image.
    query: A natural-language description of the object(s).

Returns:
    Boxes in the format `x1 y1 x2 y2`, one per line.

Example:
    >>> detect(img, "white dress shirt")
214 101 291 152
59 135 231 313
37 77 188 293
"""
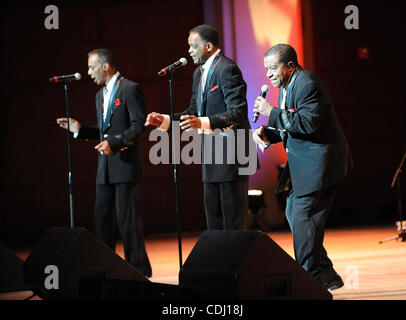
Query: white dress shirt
103 71 120 121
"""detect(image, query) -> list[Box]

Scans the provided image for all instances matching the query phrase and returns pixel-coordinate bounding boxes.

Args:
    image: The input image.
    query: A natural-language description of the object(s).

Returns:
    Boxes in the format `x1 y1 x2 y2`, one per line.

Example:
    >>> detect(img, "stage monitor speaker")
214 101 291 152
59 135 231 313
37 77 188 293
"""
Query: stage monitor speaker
79 278 209 300
0 243 27 292
179 230 332 300
23 227 148 300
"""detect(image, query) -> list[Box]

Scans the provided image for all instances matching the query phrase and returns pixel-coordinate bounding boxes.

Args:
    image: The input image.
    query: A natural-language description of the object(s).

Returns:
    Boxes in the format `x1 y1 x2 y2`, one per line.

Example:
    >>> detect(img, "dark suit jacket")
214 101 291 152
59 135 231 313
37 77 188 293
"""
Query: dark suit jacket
78 76 147 184
173 52 256 183
265 69 350 197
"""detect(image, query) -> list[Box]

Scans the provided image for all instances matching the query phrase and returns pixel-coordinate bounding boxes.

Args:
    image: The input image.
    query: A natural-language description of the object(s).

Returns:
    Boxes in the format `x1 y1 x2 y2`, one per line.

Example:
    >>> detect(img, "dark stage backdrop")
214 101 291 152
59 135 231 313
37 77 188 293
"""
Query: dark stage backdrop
307 0 405 227
0 0 206 244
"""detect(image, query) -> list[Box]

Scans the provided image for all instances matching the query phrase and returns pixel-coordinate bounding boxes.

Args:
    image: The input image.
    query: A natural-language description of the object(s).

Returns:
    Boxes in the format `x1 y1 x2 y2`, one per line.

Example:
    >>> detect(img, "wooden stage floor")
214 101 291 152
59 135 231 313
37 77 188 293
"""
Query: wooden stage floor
2 226 406 300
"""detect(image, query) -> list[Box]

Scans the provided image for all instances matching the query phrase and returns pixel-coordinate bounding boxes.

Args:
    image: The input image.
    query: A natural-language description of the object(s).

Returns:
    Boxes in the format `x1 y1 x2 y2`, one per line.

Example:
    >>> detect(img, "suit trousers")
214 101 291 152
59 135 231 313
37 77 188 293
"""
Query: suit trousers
94 182 151 276
203 176 249 230
285 183 339 284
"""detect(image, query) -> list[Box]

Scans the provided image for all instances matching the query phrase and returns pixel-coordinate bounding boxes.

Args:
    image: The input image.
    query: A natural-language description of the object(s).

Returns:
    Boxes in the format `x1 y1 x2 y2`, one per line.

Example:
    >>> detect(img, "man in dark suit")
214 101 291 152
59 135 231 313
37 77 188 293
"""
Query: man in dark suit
253 44 351 291
145 24 256 230
57 48 152 277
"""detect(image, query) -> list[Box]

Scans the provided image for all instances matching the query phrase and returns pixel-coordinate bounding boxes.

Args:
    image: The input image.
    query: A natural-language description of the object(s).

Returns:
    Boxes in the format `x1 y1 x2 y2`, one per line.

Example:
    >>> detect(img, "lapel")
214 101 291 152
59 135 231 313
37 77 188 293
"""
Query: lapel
197 67 203 117
200 53 222 115
97 91 104 139
277 90 285 142
278 69 301 144
285 68 301 109
203 53 221 93
102 75 123 133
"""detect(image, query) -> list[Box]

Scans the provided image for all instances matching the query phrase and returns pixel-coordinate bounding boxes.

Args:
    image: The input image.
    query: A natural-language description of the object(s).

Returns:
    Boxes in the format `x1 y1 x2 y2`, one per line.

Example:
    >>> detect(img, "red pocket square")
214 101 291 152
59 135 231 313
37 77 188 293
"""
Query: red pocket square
114 98 122 106
209 85 218 92
288 108 295 112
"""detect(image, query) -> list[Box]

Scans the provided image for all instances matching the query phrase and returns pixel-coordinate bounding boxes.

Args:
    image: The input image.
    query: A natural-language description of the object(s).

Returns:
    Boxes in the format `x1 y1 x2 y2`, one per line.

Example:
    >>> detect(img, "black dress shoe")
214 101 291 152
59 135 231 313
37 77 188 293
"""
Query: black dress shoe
322 274 344 291
144 268 152 278
132 264 152 278
139 266 152 278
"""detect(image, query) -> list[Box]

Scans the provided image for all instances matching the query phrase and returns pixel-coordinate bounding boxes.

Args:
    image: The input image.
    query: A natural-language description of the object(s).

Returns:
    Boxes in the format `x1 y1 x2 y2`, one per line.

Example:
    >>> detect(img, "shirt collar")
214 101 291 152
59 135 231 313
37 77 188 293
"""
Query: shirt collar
202 49 221 71
105 71 120 92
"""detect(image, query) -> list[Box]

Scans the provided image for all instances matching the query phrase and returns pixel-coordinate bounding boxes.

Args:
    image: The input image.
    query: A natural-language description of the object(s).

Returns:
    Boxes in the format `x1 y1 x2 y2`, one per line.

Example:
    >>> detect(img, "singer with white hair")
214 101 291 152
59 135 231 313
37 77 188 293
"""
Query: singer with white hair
56 48 152 277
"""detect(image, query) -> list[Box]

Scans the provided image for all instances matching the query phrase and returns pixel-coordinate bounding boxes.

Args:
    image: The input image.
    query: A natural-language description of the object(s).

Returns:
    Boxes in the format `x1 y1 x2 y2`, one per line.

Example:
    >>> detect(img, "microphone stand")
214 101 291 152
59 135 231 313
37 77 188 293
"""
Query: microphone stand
63 82 75 228
379 151 406 244
167 71 183 270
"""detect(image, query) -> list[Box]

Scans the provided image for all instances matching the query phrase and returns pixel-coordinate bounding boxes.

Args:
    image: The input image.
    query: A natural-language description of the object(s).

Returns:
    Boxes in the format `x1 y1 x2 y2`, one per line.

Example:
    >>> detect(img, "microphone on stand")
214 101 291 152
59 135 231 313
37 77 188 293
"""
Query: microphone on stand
49 73 81 83
158 58 187 77
253 84 270 123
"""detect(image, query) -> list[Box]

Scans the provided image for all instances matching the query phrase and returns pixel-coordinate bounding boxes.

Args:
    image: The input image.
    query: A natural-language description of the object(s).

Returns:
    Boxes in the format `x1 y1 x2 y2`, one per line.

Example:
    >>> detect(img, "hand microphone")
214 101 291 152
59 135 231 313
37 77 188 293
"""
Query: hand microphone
49 73 81 83
158 58 187 77
253 84 270 123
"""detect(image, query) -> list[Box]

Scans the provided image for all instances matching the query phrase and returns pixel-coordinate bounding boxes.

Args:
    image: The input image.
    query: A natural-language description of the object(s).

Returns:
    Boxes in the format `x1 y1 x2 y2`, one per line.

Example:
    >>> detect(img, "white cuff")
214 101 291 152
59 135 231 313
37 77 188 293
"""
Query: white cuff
160 115 213 134
200 117 211 129
198 116 213 134
158 114 171 131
